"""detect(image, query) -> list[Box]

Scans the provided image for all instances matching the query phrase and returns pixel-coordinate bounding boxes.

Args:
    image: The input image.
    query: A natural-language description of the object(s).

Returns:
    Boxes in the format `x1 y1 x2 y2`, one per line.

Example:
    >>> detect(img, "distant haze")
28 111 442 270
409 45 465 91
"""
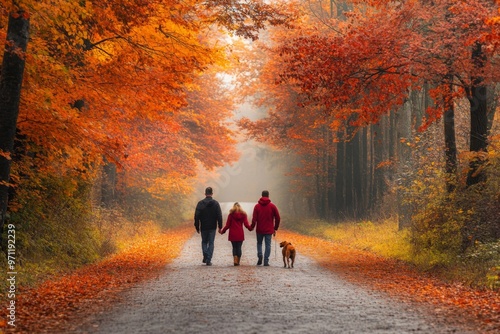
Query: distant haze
200 101 291 214
219 202 255 221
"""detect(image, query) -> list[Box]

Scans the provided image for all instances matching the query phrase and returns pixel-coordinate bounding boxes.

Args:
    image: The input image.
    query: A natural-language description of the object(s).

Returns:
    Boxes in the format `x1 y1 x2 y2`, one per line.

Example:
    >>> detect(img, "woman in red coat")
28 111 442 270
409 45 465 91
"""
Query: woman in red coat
220 202 252 266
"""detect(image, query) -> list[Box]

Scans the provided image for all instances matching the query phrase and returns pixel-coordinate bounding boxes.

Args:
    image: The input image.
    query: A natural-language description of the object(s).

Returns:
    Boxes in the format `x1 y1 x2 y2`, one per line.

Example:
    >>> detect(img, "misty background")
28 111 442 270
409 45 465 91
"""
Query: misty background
193 101 292 218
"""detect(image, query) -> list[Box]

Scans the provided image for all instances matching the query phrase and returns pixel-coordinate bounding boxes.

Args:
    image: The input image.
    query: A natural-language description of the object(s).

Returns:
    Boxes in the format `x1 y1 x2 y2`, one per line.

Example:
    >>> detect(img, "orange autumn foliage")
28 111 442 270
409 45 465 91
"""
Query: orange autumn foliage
0 0 293 213
239 0 500 144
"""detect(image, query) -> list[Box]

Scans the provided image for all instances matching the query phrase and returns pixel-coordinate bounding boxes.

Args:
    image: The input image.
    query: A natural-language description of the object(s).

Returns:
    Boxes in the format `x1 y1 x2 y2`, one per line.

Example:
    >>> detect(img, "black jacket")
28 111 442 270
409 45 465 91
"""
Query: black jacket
194 196 223 231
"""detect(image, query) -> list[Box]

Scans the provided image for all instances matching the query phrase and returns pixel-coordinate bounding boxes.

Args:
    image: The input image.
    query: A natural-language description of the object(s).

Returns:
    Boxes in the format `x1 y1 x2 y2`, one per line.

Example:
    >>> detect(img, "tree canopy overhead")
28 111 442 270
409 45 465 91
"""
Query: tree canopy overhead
0 0 294 241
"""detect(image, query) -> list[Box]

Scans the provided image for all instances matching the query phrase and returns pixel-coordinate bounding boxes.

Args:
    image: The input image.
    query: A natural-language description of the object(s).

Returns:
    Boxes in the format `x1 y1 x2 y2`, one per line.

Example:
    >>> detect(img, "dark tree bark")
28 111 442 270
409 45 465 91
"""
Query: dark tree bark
372 121 385 204
326 126 336 221
335 133 345 218
345 130 354 217
324 126 332 221
0 8 30 247
369 125 376 205
315 147 323 218
486 85 498 136
443 81 457 192
352 129 362 218
361 127 368 215
397 99 413 229
466 42 488 186
389 110 396 170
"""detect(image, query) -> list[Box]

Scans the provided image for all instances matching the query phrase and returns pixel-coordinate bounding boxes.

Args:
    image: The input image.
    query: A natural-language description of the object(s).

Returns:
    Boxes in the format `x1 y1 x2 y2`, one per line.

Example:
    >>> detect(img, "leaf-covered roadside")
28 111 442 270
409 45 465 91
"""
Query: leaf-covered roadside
0 225 193 334
278 230 500 334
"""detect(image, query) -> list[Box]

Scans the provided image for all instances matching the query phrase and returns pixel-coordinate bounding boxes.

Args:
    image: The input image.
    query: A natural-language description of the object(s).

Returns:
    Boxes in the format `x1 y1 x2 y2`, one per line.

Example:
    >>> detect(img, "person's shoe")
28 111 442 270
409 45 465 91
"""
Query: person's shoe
202 256 207 263
257 256 263 266
263 260 269 266
206 262 212 266
234 256 239 266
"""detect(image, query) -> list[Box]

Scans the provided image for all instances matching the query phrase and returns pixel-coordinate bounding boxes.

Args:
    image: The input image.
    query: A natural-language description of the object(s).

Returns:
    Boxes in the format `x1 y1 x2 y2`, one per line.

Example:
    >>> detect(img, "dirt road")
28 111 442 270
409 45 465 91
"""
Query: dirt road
75 232 476 333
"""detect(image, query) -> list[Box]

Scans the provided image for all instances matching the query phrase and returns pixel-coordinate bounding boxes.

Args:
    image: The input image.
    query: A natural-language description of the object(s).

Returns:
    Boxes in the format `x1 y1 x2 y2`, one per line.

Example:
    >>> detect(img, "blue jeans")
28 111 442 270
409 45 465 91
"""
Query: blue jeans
201 229 216 263
257 234 272 262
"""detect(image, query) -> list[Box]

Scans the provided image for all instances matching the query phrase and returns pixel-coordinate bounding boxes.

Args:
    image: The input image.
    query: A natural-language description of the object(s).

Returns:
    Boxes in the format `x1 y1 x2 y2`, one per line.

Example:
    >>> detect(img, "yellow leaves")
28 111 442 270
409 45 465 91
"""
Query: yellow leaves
146 173 193 197
487 266 500 289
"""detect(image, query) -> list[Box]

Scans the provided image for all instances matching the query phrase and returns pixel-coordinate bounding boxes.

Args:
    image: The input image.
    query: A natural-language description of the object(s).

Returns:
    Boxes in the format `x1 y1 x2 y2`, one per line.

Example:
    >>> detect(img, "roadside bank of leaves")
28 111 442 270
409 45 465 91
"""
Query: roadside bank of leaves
0 225 193 334
278 230 500 334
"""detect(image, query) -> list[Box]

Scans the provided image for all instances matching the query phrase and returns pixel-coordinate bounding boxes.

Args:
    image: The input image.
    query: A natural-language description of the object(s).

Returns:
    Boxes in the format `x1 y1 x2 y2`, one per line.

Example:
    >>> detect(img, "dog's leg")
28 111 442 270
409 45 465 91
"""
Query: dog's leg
282 255 286 268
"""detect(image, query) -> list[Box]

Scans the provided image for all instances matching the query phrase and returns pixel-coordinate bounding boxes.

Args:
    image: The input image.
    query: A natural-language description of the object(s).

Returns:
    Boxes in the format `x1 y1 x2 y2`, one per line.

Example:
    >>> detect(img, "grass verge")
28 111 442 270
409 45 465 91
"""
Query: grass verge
285 217 500 289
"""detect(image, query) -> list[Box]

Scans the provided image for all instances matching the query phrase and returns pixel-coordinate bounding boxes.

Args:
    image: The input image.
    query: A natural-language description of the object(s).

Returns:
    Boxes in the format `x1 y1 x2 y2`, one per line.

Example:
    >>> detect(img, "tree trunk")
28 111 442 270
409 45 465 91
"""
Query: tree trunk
361 127 368 216
327 129 336 221
335 131 345 218
315 148 322 218
486 84 499 135
397 98 413 229
369 124 376 207
352 129 362 218
101 160 117 207
345 129 354 217
466 42 488 186
0 8 30 247
373 120 385 203
324 126 331 221
443 81 457 192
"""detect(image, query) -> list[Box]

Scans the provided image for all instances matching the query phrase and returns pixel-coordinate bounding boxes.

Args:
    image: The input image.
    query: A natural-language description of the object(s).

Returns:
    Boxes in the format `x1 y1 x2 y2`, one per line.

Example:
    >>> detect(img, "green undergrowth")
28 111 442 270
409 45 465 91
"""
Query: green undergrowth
285 217 499 289
286 218 413 262
0 174 188 301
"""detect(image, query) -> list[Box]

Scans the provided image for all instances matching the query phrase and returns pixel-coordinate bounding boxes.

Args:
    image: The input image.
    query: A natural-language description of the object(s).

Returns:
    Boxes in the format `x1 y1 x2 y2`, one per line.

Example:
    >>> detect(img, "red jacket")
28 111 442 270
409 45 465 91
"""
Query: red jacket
251 197 280 234
221 212 251 242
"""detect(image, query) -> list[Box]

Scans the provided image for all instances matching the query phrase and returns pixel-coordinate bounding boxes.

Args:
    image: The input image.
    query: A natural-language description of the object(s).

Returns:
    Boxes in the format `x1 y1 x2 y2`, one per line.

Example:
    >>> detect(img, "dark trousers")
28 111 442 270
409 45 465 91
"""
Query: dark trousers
201 229 216 262
231 241 243 257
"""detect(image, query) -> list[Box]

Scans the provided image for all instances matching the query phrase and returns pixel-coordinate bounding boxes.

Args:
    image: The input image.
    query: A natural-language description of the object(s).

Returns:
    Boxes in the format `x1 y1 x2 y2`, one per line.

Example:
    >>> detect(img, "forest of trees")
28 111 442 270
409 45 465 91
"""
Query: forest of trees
236 0 500 252
0 0 291 271
0 0 499 282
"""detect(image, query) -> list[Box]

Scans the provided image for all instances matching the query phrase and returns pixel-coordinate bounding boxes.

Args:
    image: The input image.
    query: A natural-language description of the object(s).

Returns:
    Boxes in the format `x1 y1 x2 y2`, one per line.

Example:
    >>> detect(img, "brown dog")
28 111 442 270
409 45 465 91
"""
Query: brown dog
279 241 296 268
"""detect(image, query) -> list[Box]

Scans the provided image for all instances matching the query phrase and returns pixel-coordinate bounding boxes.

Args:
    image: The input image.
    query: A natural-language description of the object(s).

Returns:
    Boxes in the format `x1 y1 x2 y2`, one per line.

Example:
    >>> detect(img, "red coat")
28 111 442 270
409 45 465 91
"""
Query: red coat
221 212 251 242
251 197 281 234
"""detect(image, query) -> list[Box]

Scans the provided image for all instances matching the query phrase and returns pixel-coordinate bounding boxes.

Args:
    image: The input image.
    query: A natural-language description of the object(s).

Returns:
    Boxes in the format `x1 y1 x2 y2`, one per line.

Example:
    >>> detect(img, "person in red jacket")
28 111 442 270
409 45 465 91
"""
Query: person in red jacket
220 202 252 266
251 190 281 266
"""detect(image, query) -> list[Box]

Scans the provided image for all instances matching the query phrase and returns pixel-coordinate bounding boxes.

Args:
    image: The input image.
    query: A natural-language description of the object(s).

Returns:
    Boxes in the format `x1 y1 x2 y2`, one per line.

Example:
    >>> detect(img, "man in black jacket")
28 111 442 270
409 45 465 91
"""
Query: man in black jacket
194 187 223 266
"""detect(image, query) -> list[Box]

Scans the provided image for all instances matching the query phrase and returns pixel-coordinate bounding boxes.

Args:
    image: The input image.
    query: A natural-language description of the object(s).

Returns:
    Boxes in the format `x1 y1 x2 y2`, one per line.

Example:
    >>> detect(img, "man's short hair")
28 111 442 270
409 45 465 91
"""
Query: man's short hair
205 187 213 195
262 190 269 197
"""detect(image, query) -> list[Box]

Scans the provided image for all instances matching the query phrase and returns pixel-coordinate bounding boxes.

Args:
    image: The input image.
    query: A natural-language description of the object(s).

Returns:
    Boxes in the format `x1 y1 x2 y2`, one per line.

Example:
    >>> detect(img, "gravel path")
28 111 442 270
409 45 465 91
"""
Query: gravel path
76 232 476 333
